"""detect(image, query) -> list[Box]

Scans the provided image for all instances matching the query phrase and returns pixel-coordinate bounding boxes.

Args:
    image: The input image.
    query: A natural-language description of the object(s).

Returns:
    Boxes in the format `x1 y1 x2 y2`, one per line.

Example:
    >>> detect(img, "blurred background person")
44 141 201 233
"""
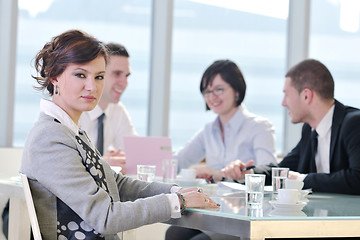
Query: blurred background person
174 59 278 182
222 59 360 195
80 43 136 174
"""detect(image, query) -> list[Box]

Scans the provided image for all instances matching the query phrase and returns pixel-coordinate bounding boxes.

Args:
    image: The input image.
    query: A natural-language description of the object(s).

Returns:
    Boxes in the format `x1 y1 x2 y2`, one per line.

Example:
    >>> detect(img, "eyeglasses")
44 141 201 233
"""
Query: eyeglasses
202 88 226 98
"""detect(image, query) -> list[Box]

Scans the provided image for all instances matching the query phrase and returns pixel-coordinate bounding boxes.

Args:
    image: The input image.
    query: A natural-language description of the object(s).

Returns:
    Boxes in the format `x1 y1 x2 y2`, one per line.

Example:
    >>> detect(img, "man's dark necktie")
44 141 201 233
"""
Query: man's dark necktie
97 113 105 155
310 130 318 172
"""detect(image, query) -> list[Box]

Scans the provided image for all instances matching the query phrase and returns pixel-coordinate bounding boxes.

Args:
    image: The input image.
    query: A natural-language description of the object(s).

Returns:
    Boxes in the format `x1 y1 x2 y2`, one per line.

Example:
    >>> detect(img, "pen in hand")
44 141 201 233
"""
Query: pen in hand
232 165 256 183
207 175 216 184
241 165 256 172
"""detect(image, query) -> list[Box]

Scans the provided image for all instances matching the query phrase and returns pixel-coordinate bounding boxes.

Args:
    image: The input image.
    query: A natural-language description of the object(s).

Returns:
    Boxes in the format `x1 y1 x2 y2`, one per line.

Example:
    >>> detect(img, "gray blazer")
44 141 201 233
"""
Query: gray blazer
20 113 174 240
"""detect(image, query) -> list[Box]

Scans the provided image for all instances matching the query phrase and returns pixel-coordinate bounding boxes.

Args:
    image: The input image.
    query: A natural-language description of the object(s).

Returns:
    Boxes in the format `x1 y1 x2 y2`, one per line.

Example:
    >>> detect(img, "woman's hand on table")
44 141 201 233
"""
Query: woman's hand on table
178 188 219 209
178 187 199 194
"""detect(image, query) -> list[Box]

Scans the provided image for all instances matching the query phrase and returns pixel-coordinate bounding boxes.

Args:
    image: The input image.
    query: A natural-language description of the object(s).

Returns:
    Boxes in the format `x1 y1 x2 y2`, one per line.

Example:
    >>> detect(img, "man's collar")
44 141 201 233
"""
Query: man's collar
86 105 105 121
315 104 335 136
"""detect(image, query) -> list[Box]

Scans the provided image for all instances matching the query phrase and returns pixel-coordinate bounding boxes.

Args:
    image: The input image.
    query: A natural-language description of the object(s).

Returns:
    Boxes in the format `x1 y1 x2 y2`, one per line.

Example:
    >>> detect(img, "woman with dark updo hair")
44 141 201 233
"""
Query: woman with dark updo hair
168 61 278 240
174 59 277 182
20 29 218 240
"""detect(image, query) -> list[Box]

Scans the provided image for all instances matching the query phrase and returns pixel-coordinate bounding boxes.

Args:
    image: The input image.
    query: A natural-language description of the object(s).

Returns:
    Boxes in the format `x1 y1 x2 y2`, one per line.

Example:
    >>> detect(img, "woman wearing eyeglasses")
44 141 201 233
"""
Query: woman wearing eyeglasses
174 59 278 182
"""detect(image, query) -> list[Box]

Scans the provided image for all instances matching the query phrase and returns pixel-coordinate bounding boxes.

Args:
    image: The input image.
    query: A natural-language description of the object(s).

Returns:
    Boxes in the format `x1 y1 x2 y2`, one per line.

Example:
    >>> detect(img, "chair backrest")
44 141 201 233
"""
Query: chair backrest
20 173 42 240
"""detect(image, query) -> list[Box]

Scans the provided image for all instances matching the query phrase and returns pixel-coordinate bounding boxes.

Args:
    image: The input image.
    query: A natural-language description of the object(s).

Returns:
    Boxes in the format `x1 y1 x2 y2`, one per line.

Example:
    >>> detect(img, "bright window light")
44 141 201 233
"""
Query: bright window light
18 0 54 17
189 0 289 19
339 0 360 32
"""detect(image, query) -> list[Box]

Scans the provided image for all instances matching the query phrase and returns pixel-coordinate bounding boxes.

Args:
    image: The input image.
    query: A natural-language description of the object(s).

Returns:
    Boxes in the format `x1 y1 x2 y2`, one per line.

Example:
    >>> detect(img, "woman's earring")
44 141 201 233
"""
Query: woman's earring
55 85 58 95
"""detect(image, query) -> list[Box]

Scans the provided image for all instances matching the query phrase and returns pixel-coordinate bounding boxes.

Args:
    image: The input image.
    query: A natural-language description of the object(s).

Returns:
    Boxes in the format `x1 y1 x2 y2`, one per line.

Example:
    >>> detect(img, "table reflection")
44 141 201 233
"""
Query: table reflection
245 206 263 217
169 184 360 239
269 208 306 217
192 186 360 219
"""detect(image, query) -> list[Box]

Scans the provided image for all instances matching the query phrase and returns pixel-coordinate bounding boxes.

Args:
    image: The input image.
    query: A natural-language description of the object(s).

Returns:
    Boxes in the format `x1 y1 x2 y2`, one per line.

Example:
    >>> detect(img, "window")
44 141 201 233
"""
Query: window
169 0 289 152
309 0 360 109
13 0 151 146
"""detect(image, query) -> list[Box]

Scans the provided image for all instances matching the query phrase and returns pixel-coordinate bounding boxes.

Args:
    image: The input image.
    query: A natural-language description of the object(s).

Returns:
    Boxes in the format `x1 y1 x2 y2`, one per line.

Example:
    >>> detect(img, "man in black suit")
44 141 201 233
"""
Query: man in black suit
222 59 360 195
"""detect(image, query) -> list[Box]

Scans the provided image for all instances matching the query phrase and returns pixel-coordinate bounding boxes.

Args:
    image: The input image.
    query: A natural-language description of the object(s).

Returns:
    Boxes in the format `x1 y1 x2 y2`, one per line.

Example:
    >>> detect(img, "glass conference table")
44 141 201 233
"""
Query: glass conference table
2 175 360 240
166 186 360 240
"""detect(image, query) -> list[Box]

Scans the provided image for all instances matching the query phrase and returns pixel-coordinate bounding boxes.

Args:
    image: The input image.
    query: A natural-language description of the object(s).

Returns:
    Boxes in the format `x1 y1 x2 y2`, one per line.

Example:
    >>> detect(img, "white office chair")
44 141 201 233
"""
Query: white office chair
19 173 138 240
20 173 43 240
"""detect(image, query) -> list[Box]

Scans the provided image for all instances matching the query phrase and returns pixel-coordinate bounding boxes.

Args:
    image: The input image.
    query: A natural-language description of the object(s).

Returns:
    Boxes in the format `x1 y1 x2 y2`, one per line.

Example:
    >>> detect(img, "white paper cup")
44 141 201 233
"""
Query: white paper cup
180 168 196 180
278 188 300 204
285 179 304 191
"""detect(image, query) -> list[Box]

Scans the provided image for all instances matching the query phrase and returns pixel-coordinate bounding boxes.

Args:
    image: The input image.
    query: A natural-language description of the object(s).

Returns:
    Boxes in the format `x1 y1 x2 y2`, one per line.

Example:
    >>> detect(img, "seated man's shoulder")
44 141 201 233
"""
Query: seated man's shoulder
108 102 127 112
341 108 360 133
344 107 360 123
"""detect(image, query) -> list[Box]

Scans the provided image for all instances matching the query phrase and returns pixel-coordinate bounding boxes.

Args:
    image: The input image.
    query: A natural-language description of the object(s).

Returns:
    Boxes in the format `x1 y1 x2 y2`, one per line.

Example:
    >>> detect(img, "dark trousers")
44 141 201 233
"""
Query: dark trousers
1 200 9 239
165 226 211 240
165 226 240 240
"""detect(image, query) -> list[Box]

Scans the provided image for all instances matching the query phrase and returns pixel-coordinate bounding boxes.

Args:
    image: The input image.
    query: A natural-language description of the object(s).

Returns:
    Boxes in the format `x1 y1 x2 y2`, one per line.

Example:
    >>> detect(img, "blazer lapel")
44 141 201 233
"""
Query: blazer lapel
298 124 317 173
330 100 346 162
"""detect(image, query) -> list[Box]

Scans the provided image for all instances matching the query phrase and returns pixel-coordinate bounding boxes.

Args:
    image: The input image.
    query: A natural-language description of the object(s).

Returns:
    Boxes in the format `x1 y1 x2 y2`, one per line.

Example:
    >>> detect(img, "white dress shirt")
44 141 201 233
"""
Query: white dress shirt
296 104 335 181
40 98 80 134
315 104 335 173
174 105 277 170
80 102 137 151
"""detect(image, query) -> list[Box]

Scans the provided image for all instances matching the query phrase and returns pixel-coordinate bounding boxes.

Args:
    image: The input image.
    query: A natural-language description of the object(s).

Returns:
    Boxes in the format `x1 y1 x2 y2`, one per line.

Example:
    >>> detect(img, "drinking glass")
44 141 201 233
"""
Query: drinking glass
162 159 178 182
137 165 156 182
271 167 289 198
245 174 265 209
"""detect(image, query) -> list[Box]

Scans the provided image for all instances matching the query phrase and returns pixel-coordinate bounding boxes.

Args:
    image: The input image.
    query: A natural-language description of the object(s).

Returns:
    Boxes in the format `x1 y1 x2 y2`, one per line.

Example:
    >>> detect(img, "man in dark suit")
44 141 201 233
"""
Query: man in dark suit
222 59 360 195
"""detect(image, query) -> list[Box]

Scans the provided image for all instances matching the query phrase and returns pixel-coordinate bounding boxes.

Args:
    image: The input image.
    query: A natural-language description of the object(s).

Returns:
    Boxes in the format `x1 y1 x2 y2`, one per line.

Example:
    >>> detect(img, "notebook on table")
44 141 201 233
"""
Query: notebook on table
123 136 172 176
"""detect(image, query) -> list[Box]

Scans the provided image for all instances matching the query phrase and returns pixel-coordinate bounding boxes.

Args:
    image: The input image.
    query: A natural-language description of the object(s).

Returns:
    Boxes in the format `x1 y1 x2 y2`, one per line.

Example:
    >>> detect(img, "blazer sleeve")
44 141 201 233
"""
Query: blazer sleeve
252 125 306 185
279 142 302 170
254 124 311 186
22 122 173 234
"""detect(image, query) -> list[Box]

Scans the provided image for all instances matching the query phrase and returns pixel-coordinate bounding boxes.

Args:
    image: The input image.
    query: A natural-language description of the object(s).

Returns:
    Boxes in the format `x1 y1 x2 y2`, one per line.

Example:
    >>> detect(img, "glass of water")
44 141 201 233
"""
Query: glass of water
271 167 289 198
137 165 156 182
162 159 178 182
245 174 266 209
